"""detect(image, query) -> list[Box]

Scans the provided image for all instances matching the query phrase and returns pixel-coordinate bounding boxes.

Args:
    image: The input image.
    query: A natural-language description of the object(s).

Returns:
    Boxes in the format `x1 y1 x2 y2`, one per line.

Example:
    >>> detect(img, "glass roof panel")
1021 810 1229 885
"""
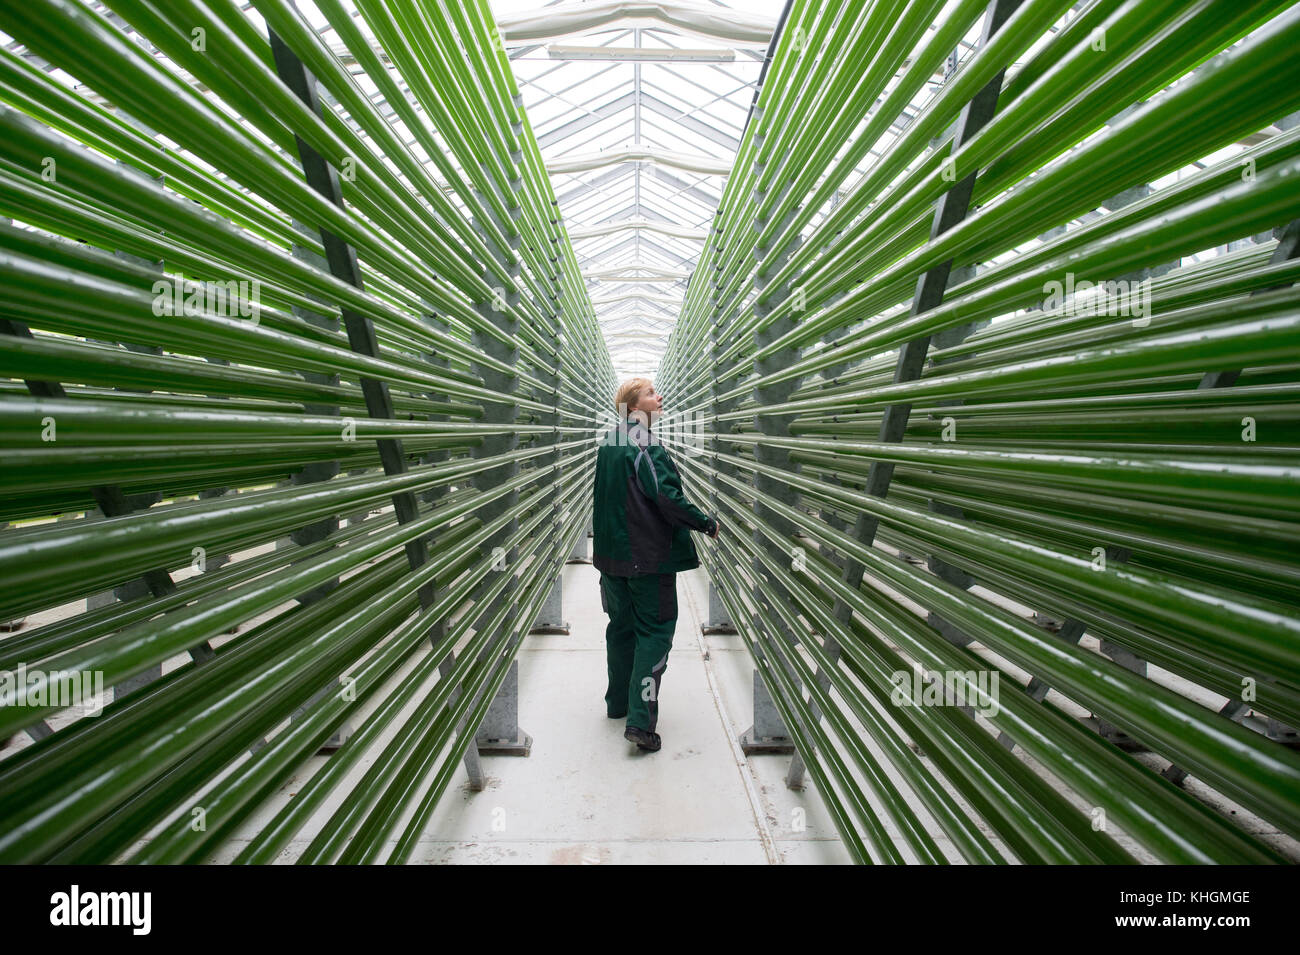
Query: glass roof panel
492 0 781 380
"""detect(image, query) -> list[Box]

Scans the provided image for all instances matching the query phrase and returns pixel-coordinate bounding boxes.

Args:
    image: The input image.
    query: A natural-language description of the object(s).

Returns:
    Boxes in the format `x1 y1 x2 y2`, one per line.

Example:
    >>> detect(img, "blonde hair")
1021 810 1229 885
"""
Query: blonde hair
614 377 653 414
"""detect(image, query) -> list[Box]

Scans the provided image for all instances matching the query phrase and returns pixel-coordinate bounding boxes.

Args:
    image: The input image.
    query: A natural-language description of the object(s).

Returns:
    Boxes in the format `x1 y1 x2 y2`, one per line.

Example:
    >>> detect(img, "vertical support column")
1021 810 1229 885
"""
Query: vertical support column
529 578 569 634
473 659 532 755
567 528 590 563
417 331 465 721
277 218 344 608
416 340 470 768
741 146 805 758
704 223 741 637
907 262 989 667
702 582 734 634
454 168 530 775
813 313 856 552
531 295 570 633
739 670 795 753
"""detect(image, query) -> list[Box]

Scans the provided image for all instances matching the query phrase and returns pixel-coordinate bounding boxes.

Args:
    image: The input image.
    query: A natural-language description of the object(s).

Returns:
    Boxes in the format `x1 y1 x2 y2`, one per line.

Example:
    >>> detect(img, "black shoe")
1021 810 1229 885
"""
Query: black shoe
607 711 628 719
624 726 661 752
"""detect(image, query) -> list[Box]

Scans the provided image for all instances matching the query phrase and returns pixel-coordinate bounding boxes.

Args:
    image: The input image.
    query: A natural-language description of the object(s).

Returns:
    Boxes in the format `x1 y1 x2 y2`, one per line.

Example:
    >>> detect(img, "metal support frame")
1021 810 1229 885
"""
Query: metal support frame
630 0 1300 865
740 126 810 761
738 669 795 755
566 522 592 562
269 32 435 608
269 31 449 766
529 576 570 634
474 659 533 756
453 148 532 788
0 0 619 865
280 216 344 609
785 0 1024 789
701 581 735 634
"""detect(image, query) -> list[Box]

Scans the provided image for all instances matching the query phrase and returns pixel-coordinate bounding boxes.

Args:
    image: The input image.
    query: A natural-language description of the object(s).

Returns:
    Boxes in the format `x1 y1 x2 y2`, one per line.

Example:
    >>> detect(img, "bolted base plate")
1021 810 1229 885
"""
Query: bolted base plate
739 726 796 755
476 730 533 757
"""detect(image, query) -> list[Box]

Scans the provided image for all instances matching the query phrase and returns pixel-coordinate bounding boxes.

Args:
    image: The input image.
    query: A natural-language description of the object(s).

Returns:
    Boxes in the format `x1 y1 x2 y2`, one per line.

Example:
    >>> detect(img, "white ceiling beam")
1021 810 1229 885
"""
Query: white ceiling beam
606 331 673 341
569 217 708 241
583 266 692 282
549 145 731 176
498 2 776 46
545 44 736 62
591 290 685 307
603 316 677 329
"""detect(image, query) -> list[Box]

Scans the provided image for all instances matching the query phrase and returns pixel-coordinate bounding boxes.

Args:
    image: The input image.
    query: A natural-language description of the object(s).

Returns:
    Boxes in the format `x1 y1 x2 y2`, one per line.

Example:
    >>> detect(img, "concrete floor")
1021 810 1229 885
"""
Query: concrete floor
401 560 852 864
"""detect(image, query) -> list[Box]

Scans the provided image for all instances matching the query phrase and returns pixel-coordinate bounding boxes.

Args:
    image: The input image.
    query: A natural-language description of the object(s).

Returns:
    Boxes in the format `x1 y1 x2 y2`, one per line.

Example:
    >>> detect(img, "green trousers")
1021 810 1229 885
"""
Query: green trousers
600 571 678 732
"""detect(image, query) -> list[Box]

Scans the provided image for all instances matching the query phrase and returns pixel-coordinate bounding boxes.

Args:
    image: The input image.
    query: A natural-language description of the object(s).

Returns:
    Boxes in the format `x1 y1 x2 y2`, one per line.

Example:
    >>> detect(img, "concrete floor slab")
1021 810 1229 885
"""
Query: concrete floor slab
403 561 852 864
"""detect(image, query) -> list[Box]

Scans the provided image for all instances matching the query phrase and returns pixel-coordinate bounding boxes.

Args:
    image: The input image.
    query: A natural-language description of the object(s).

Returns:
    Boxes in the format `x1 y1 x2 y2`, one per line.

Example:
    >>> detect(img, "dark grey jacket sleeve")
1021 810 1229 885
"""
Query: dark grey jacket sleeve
633 441 714 532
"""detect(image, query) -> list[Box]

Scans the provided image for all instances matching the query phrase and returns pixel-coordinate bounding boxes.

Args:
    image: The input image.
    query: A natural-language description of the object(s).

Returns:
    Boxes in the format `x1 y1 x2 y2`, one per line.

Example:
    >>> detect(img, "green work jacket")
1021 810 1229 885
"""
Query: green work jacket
592 415 716 577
